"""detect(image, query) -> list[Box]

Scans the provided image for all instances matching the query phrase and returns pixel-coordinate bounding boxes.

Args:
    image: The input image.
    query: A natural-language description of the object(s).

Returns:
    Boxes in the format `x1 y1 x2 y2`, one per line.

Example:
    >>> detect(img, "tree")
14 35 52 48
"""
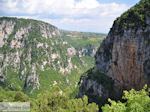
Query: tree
13 91 29 102
102 85 150 112
36 86 99 112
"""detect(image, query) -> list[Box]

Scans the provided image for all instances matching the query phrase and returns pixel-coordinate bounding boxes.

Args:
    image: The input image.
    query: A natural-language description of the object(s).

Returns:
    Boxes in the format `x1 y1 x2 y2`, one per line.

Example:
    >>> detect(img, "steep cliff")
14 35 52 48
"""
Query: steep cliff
79 0 150 104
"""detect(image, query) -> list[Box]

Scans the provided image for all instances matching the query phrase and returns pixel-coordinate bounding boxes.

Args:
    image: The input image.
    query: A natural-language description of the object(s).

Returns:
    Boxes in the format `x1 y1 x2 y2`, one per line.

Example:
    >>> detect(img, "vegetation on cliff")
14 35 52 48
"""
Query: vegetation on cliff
111 0 150 35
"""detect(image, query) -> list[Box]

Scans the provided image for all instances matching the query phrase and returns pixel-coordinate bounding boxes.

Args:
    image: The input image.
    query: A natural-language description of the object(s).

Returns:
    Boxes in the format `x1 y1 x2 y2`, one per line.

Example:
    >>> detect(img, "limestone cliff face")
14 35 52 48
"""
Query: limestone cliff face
79 0 150 103
96 23 150 90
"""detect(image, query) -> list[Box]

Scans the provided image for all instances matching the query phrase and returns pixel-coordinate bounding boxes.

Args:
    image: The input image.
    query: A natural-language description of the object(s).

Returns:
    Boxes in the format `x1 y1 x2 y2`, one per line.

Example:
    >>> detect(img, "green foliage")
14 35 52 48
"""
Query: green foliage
113 0 150 34
1 85 150 112
2 67 23 91
0 86 99 112
87 69 114 90
61 31 105 48
102 85 150 112
14 91 29 102
36 86 99 112
0 87 29 102
0 87 14 102
66 95 98 112
102 99 126 112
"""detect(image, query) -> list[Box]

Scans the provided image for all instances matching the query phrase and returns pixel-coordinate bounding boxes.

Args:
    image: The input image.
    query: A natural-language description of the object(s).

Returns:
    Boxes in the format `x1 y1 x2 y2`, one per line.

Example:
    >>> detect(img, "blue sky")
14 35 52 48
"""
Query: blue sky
97 0 139 4
0 0 140 33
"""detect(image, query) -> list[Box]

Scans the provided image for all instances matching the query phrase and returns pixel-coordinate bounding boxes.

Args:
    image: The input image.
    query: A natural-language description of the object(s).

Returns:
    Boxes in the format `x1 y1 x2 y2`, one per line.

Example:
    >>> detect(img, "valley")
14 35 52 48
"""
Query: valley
0 0 150 112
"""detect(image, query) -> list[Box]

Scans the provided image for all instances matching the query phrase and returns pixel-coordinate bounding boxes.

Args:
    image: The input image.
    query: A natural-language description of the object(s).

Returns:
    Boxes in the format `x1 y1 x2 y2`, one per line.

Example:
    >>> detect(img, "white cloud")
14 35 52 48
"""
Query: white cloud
0 0 131 33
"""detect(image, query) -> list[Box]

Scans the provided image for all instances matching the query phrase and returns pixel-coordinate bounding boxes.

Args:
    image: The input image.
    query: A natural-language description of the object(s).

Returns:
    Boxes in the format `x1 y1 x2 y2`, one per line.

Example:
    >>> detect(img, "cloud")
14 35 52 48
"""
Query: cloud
0 0 131 33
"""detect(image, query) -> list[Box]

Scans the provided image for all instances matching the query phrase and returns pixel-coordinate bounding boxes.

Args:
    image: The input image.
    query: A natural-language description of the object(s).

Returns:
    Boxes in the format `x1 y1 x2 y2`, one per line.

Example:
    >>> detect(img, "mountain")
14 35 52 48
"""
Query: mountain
0 17 105 95
78 0 150 105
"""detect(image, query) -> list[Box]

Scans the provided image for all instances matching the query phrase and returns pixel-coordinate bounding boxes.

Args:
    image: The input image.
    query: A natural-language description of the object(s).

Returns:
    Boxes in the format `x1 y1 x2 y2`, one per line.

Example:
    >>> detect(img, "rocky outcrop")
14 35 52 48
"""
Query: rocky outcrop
79 0 150 104
77 45 97 57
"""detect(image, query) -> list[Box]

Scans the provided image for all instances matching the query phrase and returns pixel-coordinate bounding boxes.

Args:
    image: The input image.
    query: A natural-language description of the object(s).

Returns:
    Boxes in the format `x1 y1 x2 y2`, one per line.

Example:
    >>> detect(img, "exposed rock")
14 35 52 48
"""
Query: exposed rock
79 0 150 105
51 53 60 61
24 64 40 90
67 47 76 57
0 20 15 47
39 22 59 38
79 75 109 104
77 45 97 57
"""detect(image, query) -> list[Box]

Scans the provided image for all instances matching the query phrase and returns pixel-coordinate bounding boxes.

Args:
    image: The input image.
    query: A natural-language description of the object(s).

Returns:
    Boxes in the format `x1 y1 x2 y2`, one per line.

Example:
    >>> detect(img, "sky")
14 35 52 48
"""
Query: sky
0 0 140 33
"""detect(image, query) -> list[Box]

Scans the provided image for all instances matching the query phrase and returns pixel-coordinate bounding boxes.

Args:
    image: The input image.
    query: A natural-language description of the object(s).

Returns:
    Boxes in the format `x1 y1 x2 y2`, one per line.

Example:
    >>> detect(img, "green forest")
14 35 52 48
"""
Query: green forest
0 85 150 112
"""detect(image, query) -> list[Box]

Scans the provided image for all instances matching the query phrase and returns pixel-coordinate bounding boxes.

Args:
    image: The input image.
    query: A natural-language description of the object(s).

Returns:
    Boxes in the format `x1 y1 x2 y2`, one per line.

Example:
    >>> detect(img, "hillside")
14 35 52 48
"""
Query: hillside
0 17 105 96
61 31 105 48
